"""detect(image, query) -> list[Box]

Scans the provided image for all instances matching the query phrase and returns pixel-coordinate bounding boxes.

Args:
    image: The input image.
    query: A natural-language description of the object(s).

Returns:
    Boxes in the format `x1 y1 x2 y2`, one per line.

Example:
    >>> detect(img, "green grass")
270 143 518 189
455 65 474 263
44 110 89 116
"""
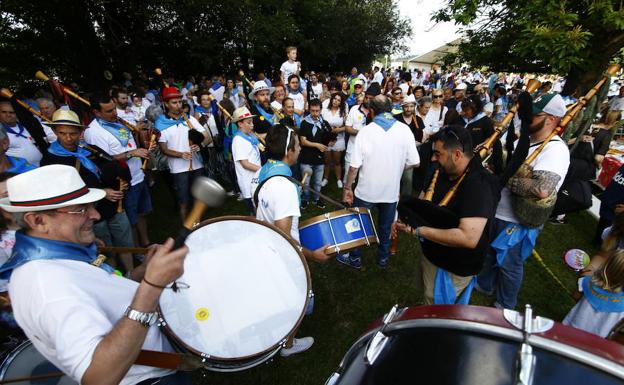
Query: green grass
144 173 599 385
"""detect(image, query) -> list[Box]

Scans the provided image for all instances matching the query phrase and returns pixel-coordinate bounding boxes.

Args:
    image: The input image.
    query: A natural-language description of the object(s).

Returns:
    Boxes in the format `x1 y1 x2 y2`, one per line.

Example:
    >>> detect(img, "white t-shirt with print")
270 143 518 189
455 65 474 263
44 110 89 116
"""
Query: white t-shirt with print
158 116 205 174
9 260 173 385
280 61 299 83
345 105 368 159
496 136 570 223
349 120 420 203
5 124 42 165
116 108 137 126
232 135 262 198
254 174 301 242
85 119 144 186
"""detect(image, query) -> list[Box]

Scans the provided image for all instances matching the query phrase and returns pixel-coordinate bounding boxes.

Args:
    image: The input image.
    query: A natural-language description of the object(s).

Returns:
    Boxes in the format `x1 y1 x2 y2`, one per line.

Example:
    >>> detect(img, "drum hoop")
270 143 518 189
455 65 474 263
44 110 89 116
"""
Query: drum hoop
325 236 379 256
298 207 372 229
0 340 41 380
158 215 312 362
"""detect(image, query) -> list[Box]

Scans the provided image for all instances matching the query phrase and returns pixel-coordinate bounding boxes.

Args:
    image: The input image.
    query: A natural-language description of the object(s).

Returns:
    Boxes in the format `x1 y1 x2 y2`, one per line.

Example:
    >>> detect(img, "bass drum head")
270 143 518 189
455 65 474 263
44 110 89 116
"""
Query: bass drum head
159 216 310 366
0 340 75 384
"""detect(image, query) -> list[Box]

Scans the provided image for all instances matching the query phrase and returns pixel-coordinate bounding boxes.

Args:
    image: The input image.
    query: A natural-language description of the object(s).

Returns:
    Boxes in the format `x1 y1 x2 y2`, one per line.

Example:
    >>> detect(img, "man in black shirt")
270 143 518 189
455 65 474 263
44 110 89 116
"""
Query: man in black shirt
298 99 328 209
40 109 134 273
396 126 498 304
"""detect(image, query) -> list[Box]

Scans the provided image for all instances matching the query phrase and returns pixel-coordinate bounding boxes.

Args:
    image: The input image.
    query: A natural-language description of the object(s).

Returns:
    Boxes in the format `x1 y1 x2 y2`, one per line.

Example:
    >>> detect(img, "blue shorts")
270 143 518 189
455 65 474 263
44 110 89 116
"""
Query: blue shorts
172 169 204 205
125 181 152 225
94 212 134 247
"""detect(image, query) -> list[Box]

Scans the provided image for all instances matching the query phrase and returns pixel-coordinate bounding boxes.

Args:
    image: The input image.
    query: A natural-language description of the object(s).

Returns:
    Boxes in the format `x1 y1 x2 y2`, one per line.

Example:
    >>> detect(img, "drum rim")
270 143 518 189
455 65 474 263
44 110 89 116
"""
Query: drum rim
159 215 312 363
298 207 372 229
324 236 379 256
0 340 33 380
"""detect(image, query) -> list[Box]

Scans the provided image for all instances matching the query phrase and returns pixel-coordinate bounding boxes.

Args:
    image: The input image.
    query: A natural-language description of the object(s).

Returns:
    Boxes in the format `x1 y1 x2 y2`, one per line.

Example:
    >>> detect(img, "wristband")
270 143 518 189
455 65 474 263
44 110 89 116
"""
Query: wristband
142 277 167 289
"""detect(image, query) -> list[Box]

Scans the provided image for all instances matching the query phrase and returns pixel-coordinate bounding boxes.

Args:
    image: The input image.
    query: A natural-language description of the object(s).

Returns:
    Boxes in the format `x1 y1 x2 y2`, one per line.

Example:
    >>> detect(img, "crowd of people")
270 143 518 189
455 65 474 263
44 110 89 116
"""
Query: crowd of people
0 44 623 384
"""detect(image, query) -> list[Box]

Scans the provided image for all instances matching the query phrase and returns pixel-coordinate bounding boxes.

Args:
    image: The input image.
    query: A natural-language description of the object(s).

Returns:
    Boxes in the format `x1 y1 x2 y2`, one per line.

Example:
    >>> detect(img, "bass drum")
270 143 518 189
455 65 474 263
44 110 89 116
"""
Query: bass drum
327 305 624 385
0 340 75 384
159 216 311 372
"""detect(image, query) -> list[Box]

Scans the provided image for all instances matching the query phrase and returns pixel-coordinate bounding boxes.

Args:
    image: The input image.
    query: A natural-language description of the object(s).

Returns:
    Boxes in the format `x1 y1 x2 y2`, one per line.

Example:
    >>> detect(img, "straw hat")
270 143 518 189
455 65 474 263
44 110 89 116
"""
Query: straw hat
232 107 256 123
0 165 106 212
46 109 84 128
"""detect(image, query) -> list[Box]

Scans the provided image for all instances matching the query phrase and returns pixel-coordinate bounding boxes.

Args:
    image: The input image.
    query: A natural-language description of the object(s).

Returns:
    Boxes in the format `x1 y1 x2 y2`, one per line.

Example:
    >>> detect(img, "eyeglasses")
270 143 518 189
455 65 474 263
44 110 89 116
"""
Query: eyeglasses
393 92 402 96
443 126 465 152
56 203 95 216
433 95 443 98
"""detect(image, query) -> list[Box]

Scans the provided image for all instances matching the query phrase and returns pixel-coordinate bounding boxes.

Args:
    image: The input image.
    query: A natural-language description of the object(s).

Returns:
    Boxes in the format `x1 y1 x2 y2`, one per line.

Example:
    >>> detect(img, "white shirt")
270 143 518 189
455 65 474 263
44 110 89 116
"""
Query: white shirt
345 105 367 156
496 136 570 223
310 83 323 100
35 118 58 143
254 174 301 242
349 120 420 202
232 135 262 198
280 61 299 83
372 71 384 85
116 108 137 126
5 124 42 165
271 100 283 112
130 105 147 122
9 260 173 384
198 113 219 148
424 106 447 139
288 91 305 112
158 115 205 174
85 119 145 186
0 230 15 292
609 96 624 112
399 83 410 95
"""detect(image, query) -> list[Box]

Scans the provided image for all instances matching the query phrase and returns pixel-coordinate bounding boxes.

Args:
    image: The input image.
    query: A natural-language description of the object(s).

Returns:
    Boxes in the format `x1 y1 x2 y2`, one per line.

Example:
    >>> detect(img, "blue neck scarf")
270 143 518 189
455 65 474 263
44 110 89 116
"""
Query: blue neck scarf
154 114 185 131
303 115 322 136
48 141 100 179
0 232 114 280
433 268 476 305
346 93 357 107
97 118 131 147
463 111 486 127
491 222 540 266
258 159 300 204
6 156 36 174
3 123 29 139
373 112 396 131
582 276 624 313
194 105 210 115
235 130 260 156
254 103 275 126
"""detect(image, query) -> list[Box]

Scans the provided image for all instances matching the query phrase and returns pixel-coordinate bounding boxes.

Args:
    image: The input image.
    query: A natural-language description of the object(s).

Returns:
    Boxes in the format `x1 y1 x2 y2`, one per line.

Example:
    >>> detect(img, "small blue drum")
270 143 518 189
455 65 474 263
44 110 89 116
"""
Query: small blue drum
299 208 379 255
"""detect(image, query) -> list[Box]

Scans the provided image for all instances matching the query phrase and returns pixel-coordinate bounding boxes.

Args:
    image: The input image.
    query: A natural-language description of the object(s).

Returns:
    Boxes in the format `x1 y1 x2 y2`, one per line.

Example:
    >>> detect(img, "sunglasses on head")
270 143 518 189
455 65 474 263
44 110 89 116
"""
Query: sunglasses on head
443 126 465 152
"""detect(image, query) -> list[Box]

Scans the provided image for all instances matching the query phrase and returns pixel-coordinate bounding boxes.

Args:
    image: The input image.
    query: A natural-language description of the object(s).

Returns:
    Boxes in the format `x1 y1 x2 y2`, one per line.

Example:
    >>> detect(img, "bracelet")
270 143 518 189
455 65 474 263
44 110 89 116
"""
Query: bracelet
142 277 167 289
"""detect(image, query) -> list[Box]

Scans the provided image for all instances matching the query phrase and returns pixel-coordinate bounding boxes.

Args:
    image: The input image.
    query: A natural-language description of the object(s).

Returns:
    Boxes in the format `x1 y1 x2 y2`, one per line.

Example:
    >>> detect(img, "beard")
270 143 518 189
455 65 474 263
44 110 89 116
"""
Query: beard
529 116 547 134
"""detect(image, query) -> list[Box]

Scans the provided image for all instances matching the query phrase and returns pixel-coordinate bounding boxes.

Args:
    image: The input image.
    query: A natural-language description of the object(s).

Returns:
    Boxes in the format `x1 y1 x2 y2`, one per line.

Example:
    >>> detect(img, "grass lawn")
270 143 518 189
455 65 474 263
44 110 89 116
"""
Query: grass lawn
144 172 599 385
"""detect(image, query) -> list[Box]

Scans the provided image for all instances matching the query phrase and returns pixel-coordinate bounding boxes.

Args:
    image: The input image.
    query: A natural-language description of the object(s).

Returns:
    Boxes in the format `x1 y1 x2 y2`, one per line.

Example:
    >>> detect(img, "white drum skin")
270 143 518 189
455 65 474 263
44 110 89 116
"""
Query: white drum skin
159 216 311 364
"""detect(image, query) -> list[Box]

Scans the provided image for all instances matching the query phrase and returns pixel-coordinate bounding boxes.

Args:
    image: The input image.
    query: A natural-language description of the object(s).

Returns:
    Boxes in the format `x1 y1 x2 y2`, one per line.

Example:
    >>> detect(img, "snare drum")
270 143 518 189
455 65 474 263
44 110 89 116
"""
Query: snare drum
159 216 311 372
299 208 378 255
0 340 75 384
327 305 624 385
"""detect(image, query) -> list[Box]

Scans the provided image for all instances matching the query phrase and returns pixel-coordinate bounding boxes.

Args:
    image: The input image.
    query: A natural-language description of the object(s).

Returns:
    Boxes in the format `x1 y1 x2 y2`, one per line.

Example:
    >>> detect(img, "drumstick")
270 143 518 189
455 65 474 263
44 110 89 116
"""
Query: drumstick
117 177 124 213
98 246 149 254
142 132 157 170
301 170 312 185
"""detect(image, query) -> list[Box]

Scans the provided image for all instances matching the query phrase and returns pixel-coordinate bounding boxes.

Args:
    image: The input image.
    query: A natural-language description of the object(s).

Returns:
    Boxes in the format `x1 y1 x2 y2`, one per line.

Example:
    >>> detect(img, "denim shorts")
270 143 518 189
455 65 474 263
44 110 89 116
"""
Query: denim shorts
172 169 204 205
94 212 134 247
125 181 153 225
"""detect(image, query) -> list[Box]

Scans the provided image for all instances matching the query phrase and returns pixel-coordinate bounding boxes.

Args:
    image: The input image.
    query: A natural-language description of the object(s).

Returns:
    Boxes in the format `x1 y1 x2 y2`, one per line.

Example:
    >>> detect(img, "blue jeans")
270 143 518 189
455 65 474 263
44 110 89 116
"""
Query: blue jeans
94 212 134 248
300 163 324 202
349 197 397 264
477 218 541 309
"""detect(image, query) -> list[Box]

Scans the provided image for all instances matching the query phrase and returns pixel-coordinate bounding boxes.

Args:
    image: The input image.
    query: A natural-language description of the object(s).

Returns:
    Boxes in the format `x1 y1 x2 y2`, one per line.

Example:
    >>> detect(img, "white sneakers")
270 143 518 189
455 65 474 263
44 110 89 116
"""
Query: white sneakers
337 180 343 189
280 337 314 357
321 178 328 187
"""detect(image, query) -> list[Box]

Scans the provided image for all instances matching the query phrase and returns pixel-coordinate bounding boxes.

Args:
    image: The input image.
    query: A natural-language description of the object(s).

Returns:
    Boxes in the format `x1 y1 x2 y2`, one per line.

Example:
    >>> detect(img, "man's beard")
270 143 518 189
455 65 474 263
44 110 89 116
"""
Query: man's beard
529 116 547 134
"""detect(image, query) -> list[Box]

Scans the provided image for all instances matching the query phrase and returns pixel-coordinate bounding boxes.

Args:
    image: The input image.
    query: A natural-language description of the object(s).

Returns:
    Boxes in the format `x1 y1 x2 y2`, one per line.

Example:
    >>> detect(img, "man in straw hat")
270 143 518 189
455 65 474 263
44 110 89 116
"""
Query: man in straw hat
477 93 570 309
0 165 190 385
231 106 262 214
248 80 275 137
85 94 154 247
41 109 134 274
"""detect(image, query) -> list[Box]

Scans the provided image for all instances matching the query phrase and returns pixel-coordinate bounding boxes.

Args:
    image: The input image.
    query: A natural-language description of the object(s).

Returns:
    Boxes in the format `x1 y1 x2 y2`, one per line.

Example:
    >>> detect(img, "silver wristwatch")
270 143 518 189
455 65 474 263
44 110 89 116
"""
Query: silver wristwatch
124 307 158 327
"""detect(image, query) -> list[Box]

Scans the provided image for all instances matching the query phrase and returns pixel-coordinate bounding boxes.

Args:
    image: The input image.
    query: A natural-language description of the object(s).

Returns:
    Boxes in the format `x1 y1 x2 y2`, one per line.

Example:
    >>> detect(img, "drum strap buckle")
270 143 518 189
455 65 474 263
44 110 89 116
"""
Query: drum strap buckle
364 305 402 366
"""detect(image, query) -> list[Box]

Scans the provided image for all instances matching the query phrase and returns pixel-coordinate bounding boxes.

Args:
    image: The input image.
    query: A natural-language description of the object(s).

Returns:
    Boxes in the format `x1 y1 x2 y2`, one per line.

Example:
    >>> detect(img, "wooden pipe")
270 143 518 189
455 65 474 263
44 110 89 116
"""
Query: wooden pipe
238 70 254 88
117 178 124 213
98 246 149 254
0 88 53 124
142 133 157 170
35 70 91 107
181 112 195 171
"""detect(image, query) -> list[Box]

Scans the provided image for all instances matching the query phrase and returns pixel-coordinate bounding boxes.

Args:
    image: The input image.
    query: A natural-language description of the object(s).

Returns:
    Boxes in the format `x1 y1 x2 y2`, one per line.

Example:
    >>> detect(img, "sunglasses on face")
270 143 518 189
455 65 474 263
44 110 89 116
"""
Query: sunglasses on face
433 95 443 98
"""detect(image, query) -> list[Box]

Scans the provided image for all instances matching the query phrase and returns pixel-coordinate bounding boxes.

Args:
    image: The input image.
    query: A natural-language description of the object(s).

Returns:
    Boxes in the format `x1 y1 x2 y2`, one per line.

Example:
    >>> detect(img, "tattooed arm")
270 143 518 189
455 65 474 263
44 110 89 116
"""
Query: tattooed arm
507 170 561 199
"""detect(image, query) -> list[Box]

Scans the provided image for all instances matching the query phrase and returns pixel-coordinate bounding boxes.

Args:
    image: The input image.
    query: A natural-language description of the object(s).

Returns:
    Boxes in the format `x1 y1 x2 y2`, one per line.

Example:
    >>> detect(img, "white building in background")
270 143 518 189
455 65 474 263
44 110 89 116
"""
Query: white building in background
375 38 461 72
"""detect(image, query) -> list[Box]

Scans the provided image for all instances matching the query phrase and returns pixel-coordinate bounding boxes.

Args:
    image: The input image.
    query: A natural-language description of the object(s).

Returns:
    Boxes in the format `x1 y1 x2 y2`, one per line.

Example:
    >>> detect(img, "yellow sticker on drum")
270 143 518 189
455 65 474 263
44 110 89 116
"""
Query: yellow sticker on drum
195 308 210 321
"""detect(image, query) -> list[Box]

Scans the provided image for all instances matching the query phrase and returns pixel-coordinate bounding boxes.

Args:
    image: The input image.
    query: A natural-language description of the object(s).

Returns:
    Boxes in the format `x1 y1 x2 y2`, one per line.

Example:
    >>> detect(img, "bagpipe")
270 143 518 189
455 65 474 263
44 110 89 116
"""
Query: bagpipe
397 79 543 230
319 117 337 146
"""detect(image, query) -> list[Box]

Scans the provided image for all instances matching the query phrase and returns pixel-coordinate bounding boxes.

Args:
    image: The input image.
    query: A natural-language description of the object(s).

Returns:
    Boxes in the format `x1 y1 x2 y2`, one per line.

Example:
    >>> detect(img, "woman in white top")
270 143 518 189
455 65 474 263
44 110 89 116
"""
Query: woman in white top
425 89 448 138
321 93 347 188
224 78 244 108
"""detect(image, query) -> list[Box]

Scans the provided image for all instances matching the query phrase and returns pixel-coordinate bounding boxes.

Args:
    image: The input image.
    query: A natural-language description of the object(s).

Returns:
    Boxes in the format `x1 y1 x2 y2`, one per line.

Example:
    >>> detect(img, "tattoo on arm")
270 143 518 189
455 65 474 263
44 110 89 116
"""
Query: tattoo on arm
508 170 561 198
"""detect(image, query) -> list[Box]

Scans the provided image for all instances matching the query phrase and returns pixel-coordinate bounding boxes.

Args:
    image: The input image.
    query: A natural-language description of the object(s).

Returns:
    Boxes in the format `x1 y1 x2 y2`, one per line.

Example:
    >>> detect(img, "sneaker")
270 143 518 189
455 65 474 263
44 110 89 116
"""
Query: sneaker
336 253 361 270
236 193 244 202
337 180 343 189
301 200 309 209
548 215 567 225
377 257 389 268
226 190 236 197
316 200 326 209
280 337 314 357
321 178 328 187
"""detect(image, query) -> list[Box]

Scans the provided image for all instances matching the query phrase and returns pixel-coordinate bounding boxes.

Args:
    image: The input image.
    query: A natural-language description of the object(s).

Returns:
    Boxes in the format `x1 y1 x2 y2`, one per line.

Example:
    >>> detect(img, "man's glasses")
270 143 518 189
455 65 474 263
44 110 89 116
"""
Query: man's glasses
56 203 95 216
393 92 402 96
443 127 465 152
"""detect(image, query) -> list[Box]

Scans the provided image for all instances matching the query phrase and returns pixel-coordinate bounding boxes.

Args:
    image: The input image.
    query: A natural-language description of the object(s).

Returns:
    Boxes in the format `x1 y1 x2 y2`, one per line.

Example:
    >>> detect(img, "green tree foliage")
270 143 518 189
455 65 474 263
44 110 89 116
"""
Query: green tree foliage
434 0 624 94
0 0 410 90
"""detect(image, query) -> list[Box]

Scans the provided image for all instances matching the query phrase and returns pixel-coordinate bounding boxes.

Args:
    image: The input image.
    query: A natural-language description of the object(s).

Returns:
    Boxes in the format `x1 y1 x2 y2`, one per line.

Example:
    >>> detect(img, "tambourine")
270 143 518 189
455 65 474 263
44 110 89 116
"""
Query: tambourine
563 249 590 271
